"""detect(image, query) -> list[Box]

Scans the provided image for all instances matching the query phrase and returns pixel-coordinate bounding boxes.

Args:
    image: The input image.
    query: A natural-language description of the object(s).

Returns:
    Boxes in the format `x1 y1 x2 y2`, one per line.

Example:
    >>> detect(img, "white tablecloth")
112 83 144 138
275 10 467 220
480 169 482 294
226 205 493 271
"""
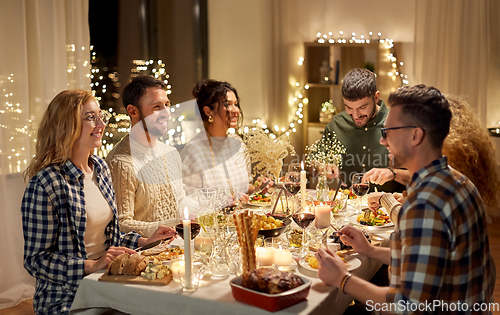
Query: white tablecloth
70 255 382 315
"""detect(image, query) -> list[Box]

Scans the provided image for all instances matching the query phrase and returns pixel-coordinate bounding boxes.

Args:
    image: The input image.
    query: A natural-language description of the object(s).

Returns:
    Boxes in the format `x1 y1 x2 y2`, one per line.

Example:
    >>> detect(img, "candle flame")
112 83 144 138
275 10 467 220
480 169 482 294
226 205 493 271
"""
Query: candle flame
301 161 304 170
184 206 189 220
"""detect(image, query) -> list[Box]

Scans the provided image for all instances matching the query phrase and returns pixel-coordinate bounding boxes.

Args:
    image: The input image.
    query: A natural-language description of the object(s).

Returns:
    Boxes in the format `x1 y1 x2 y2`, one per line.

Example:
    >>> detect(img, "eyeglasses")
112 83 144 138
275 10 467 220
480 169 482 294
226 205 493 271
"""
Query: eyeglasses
84 112 111 126
380 126 419 139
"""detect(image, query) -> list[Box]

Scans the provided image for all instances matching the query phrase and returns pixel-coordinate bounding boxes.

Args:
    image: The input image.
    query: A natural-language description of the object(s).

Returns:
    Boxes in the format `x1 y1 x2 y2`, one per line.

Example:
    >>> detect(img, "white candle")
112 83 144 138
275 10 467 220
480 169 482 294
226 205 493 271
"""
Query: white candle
274 247 293 266
315 204 331 229
256 247 275 267
183 207 192 289
300 161 307 210
171 260 185 278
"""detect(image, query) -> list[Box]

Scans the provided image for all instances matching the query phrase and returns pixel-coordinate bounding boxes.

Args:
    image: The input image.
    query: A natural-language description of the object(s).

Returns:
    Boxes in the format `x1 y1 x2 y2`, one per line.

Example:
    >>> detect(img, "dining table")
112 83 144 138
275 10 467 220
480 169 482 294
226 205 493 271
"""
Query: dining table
70 198 393 315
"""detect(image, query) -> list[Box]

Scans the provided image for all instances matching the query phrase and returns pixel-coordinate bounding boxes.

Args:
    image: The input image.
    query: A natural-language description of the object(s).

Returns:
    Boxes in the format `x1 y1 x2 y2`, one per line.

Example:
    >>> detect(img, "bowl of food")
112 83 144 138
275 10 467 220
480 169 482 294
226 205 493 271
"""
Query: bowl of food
230 268 311 312
255 214 291 238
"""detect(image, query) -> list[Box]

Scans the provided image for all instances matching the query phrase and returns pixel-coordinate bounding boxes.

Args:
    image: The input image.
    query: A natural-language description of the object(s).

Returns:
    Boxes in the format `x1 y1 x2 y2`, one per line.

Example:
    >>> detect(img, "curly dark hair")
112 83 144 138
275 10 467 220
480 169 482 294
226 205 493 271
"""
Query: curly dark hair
122 75 166 113
388 84 451 149
341 68 377 101
443 95 500 210
192 79 243 128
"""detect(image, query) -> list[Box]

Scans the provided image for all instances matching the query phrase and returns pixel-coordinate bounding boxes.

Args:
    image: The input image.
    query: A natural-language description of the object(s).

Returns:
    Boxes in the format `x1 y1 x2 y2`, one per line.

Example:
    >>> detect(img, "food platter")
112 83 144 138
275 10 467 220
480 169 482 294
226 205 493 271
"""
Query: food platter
347 211 394 230
247 193 272 207
298 255 361 277
230 274 311 312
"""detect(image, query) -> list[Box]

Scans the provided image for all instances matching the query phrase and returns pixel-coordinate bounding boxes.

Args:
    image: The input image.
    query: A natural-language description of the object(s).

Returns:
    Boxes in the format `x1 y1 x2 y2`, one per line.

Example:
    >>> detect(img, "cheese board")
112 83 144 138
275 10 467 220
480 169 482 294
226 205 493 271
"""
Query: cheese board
98 272 173 286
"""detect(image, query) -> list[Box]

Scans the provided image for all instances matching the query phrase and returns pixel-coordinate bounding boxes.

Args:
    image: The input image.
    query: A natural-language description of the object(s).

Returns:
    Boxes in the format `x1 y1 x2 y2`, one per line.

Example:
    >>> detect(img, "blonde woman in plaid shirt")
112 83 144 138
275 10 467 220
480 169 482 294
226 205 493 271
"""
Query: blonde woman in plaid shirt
315 85 492 314
21 90 175 314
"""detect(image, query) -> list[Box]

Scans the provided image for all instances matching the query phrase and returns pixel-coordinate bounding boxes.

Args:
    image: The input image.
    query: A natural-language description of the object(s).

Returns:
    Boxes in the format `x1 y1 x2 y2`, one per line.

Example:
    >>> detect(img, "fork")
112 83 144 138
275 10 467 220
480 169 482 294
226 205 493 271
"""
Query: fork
253 180 270 195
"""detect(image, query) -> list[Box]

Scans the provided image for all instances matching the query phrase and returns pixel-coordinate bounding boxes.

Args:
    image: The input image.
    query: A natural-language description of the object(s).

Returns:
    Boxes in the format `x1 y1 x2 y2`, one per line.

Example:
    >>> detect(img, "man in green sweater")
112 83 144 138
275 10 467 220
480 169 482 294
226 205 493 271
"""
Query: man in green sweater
323 68 407 192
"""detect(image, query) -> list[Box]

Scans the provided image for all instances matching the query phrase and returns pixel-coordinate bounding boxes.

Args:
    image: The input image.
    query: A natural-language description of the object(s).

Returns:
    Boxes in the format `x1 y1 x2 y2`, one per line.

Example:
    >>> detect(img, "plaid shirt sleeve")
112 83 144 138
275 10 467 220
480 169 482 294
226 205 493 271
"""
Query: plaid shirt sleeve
22 172 86 289
386 199 450 308
386 158 491 314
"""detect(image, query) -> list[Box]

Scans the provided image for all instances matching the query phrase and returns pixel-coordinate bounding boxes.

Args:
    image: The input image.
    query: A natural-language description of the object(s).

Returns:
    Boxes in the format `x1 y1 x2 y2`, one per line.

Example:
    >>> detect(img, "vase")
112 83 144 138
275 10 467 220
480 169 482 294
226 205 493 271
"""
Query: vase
315 164 330 201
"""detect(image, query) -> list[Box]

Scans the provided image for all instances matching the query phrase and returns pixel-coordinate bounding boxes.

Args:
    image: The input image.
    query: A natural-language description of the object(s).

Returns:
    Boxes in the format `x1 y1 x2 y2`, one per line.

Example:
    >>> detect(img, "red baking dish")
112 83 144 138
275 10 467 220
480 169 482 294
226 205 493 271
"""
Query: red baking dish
229 275 311 312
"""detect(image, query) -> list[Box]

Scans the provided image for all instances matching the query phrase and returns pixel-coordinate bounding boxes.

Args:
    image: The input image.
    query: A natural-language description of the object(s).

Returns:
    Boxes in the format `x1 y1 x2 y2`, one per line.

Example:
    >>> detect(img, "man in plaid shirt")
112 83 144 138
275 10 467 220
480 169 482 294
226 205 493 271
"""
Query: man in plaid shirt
315 84 492 314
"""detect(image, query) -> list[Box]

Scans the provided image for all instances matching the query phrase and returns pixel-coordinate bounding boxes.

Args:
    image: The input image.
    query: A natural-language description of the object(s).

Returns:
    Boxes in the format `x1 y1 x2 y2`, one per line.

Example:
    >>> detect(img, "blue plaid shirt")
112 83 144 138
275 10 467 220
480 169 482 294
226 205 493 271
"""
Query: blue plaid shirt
22 156 141 315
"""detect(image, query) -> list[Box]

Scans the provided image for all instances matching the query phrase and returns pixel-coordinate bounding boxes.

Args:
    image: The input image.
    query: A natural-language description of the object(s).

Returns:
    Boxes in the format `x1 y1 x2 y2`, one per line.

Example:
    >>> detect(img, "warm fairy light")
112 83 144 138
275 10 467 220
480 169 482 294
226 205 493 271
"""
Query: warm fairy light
250 31 410 138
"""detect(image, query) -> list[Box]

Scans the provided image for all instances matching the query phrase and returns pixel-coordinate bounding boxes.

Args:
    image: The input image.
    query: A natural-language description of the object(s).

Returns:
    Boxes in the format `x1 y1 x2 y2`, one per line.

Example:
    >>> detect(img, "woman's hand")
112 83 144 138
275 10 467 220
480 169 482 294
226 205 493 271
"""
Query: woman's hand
315 248 348 287
338 225 373 257
239 193 250 203
145 225 177 245
85 246 136 274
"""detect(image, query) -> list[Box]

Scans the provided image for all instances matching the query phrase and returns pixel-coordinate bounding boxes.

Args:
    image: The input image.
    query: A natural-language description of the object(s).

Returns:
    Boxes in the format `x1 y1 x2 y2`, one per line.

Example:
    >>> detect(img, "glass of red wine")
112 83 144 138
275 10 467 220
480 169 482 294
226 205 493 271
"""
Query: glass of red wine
292 210 316 257
351 173 370 213
175 222 201 240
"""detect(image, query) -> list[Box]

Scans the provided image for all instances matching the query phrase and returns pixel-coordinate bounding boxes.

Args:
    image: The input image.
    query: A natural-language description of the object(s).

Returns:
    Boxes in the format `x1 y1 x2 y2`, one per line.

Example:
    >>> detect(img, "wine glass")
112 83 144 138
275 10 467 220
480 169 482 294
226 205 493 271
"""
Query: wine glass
284 171 301 196
175 222 202 240
291 209 315 257
351 173 370 213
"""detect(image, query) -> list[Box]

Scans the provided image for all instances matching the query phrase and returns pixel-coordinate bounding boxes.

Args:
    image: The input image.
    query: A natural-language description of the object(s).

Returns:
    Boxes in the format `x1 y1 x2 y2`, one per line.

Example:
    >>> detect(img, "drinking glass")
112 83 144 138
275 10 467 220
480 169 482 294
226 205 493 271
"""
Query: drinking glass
351 173 370 213
175 223 201 240
284 171 301 196
197 188 217 212
291 208 315 257
216 188 240 214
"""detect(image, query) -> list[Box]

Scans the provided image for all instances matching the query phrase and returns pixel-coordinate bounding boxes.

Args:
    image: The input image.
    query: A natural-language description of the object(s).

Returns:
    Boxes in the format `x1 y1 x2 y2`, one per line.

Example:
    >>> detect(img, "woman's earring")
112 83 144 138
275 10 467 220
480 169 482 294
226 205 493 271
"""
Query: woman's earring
208 115 214 123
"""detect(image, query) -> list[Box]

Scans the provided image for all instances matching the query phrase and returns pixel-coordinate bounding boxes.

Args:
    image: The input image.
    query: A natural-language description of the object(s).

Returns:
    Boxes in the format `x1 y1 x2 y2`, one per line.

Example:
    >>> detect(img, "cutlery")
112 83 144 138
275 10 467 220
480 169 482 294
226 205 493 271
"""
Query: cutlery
253 180 270 195
134 236 174 252
332 178 343 201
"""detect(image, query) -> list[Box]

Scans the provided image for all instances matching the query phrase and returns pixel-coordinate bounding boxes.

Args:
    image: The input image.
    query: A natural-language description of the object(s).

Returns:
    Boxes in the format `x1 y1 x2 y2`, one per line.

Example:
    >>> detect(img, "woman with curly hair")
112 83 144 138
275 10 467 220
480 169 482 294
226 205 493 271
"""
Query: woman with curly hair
180 79 253 200
442 95 500 214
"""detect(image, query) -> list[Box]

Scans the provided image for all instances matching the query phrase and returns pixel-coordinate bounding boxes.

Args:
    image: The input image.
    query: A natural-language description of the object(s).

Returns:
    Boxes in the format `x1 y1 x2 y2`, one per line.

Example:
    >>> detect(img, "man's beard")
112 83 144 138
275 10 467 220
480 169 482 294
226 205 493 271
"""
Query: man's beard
388 153 404 169
138 110 168 138
351 98 377 127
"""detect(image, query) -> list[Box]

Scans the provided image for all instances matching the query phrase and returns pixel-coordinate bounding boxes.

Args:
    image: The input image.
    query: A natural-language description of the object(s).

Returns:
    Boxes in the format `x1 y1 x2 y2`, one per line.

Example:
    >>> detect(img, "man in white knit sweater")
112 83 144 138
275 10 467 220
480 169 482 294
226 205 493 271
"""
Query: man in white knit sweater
106 75 197 237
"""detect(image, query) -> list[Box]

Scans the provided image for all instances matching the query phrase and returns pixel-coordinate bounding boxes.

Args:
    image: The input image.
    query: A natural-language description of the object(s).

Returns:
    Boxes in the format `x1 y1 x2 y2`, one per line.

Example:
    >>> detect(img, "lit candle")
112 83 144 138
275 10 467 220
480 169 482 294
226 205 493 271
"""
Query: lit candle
171 260 185 278
300 162 307 210
274 246 293 266
315 204 331 229
256 247 275 267
183 207 192 289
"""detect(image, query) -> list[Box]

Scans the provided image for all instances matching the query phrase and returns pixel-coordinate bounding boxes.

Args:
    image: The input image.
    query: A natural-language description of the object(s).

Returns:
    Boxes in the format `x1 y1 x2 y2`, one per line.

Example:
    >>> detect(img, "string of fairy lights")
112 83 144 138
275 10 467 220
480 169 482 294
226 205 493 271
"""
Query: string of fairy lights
0 32 409 173
249 31 408 138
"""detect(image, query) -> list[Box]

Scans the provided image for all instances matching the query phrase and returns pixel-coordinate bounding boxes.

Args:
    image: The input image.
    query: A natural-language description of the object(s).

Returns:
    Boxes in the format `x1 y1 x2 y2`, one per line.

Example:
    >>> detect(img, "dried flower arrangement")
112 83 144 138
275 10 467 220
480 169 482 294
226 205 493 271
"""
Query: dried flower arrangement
305 131 346 169
242 128 296 180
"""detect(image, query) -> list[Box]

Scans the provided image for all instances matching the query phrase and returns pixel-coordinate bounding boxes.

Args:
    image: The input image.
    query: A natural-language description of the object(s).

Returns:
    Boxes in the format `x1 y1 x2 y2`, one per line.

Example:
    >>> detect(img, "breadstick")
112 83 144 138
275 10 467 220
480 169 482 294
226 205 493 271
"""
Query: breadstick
243 212 256 271
237 212 250 274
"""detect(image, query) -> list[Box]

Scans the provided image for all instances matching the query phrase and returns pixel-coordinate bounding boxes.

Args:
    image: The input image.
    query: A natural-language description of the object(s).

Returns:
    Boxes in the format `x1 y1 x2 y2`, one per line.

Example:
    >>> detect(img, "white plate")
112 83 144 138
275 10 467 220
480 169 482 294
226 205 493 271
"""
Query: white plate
298 254 361 277
277 259 298 272
347 212 395 229
246 201 272 207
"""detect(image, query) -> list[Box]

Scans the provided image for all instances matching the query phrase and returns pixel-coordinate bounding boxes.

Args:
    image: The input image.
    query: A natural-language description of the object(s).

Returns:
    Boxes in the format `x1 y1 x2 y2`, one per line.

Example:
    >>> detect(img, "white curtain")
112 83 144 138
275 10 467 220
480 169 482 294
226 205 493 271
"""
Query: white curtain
413 0 500 127
0 0 90 309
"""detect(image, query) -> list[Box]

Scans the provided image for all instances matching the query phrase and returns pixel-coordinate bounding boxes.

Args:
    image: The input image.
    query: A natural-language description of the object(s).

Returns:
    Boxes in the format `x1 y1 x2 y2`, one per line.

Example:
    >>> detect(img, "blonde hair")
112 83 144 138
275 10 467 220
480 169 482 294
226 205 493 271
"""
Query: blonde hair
443 95 500 210
23 90 93 181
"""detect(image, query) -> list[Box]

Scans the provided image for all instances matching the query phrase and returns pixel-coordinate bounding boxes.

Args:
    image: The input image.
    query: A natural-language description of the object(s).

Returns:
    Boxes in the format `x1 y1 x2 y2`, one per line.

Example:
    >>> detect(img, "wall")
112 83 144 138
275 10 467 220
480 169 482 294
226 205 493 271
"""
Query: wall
208 0 416 157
